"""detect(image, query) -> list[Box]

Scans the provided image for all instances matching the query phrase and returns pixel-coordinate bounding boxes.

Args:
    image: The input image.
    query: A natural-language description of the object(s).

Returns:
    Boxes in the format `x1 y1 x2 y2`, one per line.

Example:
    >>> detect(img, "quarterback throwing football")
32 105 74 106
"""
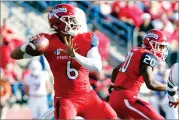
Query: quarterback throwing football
11 4 117 119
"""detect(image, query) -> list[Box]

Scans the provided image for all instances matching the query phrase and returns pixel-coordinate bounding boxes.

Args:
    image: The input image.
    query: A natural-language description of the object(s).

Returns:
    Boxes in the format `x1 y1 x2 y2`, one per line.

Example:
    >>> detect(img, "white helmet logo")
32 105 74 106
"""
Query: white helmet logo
144 32 159 39
49 8 67 19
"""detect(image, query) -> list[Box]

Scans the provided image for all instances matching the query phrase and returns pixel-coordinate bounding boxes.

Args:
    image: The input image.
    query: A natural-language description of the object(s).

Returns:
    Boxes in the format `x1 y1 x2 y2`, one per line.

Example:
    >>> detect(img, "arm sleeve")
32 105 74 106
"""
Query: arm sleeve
167 63 178 101
167 80 178 102
73 47 102 72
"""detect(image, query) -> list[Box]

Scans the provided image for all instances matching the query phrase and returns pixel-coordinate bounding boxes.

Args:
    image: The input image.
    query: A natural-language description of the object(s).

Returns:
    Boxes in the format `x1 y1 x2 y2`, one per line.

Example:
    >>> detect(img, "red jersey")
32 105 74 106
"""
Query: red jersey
114 47 156 96
39 32 98 97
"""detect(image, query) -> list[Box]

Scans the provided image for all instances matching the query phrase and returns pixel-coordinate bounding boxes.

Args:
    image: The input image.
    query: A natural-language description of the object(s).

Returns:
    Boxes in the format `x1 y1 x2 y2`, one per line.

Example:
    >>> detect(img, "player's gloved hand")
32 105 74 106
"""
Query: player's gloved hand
20 34 44 52
167 85 179 108
108 83 115 93
61 36 78 57
168 96 179 108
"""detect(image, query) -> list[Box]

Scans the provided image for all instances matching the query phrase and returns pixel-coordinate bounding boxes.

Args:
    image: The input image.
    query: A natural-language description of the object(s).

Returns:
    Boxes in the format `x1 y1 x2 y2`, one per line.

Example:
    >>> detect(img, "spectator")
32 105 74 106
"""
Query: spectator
147 1 163 20
137 13 154 46
0 69 12 119
116 1 143 27
3 63 21 106
160 1 175 18
152 13 174 39
0 42 14 68
168 12 178 67
4 63 18 84
161 14 174 35
111 1 127 18
99 1 113 16
0 19 24 68
171 1 178 12
141 1 151 13
135 1 145 11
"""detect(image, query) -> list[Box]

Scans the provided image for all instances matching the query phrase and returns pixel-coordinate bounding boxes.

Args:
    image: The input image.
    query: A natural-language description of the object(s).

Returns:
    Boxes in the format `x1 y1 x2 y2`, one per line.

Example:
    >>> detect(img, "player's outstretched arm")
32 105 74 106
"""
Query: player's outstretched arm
62 36 102 73
139 52 166 91
10 44 33 59
10 46 25 59
140 64 166 91
73 47 102 72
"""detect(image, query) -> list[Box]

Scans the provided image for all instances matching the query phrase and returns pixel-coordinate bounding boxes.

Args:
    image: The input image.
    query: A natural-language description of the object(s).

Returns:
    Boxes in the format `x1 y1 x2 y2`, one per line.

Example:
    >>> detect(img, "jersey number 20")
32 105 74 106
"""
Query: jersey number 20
67 61 78 80
119 52 133 73
143 54 156 67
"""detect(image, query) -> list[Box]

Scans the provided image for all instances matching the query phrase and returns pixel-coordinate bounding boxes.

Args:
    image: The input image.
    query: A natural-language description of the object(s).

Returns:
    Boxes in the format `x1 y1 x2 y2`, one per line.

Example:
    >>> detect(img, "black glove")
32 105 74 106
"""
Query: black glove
108 84 115 94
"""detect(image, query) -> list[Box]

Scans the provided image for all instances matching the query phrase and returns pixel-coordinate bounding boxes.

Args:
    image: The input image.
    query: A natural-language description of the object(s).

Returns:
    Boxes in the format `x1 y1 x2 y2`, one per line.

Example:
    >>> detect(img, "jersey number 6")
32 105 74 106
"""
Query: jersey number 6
67 61 78 80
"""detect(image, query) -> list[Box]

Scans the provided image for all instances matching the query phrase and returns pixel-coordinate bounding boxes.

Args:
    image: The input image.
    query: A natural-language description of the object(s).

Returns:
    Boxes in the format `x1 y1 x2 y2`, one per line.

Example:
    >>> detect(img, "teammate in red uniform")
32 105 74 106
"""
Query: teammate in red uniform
109 29 169 119
10 4 117 119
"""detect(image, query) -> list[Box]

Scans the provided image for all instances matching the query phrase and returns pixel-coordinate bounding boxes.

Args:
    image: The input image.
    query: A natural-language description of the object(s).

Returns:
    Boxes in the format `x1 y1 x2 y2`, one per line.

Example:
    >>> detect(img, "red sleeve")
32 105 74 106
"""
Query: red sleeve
74 32 95 56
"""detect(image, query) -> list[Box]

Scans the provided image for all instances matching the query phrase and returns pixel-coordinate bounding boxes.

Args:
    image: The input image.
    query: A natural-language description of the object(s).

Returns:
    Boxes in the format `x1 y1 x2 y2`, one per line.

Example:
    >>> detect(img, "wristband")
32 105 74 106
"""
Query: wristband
20 44 28 52
167 86 178 92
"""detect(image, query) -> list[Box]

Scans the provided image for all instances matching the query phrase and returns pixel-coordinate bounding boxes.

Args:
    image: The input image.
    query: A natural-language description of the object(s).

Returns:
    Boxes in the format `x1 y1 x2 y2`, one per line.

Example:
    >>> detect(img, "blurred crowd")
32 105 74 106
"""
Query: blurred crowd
0 1 179 119
94 1 178 67
0 18 24 118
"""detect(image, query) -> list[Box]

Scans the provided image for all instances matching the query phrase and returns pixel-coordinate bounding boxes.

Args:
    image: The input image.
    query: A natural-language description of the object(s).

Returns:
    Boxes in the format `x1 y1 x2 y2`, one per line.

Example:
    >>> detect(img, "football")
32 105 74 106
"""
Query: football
25 36 49 56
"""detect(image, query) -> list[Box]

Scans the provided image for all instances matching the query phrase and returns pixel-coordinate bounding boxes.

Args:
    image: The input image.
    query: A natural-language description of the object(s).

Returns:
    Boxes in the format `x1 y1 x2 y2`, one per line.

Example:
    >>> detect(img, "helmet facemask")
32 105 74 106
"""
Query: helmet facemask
149 40 169 61
60 15 81 36
51 13 81 36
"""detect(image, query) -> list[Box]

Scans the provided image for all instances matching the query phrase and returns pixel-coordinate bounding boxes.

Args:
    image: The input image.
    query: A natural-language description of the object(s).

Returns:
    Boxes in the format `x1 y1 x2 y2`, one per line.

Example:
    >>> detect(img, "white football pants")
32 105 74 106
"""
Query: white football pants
28 96 49 119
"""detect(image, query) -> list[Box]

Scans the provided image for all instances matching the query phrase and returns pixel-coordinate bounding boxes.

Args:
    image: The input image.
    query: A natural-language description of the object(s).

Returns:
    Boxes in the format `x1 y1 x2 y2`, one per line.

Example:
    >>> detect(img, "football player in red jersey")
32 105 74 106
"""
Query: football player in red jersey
10 4 117 119
109 29 169 119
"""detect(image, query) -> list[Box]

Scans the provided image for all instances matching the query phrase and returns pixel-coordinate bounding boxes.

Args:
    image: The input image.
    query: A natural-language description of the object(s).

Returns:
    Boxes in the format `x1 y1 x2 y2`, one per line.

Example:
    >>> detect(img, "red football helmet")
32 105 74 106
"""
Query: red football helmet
48 4 81 36
142 29 169 61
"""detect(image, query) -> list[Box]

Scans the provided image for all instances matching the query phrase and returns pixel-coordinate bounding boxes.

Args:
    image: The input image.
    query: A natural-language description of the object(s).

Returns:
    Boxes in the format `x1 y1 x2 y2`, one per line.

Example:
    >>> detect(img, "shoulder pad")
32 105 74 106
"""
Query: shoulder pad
140 52 156 67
